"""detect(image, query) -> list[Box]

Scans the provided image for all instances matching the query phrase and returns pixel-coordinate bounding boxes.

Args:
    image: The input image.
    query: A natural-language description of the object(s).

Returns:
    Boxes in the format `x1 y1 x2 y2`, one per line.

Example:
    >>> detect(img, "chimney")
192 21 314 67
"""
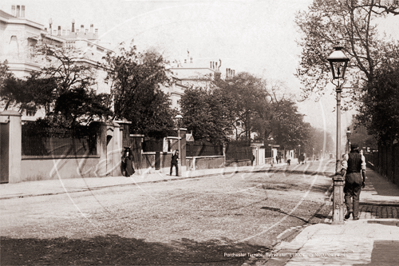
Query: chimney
58 26 61 36
21 5 25 17
81 25 84 32
62 29 66 36
49 18 52 34
53 30 57 35
210 61 212 68
190 57 193 63
90 24 94 32
11 5 15 16
95 29 98 35
71 19 75 32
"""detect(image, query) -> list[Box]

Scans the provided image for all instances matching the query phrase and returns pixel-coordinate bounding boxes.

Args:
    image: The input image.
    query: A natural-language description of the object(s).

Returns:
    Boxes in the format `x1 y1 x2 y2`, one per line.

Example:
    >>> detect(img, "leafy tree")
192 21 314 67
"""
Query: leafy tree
104 42 175 137
0 61 17 110
1 45 112 125
358 59 399 144
348 124 378 150
181 87 232 144
1 72 57 113
271 100 310 149
215 72 268 140
295 0 399 105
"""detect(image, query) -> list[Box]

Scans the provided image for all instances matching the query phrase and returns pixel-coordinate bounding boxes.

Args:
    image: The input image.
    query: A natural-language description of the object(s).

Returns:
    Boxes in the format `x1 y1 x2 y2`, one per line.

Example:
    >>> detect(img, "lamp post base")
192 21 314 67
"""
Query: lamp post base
332 175 345 225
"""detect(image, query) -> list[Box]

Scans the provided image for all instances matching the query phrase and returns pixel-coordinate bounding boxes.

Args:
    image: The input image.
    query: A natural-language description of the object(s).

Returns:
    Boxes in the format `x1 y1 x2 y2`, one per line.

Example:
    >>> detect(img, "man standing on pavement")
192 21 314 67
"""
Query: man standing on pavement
170 149 179 176
341 143 367 220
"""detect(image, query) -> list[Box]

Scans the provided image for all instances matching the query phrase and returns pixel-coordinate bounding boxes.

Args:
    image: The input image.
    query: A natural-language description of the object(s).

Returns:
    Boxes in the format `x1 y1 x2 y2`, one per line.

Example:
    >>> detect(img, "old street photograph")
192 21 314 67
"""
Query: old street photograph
1 0 399 265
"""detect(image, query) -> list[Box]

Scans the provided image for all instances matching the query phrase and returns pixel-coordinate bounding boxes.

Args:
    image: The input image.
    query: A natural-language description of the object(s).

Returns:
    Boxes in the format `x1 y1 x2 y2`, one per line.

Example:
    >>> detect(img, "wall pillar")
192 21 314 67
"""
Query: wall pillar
0 110 21 183
130 134 143 174
180 128 187 175
96 122 107 177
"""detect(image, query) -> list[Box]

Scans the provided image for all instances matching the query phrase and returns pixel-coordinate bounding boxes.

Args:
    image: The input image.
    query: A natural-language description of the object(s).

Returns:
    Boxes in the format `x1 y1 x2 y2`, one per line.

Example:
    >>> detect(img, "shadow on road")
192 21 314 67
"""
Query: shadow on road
0 235 269 265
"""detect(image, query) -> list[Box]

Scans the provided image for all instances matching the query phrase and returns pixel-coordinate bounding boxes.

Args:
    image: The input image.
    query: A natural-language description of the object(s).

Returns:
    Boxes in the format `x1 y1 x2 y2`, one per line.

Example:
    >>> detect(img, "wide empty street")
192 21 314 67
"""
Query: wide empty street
1 160 334 265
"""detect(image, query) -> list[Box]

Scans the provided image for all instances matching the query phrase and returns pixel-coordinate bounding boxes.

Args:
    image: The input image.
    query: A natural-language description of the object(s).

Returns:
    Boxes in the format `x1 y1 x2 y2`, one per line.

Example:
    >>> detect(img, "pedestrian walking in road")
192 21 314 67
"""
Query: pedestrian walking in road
170 149 179 176
122 147 135 177
341 143 367 220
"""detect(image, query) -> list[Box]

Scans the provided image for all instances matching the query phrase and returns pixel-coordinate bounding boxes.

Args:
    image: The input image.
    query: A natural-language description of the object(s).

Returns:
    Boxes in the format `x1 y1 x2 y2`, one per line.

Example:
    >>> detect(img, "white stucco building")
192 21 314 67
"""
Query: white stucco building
0 5 113 120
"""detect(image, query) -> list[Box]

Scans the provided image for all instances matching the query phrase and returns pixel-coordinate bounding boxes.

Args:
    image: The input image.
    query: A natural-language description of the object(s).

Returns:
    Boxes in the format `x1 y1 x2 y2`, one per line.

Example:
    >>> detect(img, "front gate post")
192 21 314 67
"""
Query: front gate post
0 110 21 183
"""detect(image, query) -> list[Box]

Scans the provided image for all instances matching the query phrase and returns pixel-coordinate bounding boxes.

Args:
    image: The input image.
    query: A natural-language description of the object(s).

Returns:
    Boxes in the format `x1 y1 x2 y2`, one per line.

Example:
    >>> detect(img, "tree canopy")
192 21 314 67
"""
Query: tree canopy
295 0 399 105
103 43 175 137
181 87 233 144
215 72 268 141
358 59 399 144
1 45 112 126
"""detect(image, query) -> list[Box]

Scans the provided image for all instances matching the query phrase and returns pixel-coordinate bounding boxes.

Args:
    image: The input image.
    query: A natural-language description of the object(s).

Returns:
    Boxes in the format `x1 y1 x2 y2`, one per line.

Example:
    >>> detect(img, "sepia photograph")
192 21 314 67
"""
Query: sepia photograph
1 0 399 265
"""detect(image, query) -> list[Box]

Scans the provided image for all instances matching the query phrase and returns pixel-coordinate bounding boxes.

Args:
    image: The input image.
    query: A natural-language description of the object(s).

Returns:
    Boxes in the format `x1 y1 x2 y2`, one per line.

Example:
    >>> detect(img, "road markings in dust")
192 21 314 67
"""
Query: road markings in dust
236 160 327 243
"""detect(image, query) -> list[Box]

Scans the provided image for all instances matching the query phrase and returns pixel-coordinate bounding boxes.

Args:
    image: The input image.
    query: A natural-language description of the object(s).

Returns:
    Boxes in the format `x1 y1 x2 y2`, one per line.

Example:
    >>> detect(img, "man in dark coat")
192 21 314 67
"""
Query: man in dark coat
341 144 366 220
170 149 179 176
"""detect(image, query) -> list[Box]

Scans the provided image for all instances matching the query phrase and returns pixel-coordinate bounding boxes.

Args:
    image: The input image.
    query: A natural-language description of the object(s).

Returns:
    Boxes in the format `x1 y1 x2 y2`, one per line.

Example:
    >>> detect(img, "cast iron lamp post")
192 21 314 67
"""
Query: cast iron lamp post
175 114 183 176
327 45 349 224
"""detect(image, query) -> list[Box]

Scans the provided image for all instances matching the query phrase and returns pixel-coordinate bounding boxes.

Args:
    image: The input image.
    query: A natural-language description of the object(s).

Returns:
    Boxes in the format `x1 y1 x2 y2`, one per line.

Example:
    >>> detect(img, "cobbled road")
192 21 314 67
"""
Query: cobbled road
1 160 335 265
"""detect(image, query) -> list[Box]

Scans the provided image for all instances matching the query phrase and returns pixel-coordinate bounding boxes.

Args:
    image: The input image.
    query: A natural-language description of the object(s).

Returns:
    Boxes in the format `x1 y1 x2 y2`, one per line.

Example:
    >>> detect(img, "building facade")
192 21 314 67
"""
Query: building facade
0 5 113 120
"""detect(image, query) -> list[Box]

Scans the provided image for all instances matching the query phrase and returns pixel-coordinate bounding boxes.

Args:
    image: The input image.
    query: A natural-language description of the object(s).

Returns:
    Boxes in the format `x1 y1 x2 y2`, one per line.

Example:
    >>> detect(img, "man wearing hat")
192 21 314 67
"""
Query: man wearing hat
341 143 367 220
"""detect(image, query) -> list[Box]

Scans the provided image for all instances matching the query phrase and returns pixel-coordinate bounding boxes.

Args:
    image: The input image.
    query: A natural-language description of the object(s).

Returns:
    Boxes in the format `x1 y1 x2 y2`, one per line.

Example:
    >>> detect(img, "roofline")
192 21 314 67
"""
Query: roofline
65 37 113 53
0 10 43 30
40 32 66 43
170 67 218 72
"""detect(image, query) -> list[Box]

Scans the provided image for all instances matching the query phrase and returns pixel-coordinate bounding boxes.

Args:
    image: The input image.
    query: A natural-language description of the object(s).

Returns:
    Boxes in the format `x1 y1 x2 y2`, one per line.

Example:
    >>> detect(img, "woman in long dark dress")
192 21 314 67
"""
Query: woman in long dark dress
122 147 135 177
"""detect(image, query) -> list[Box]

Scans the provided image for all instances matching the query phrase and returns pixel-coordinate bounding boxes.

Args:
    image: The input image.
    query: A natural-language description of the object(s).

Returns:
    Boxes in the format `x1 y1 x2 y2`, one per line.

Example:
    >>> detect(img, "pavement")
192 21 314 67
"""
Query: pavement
261 167 399 266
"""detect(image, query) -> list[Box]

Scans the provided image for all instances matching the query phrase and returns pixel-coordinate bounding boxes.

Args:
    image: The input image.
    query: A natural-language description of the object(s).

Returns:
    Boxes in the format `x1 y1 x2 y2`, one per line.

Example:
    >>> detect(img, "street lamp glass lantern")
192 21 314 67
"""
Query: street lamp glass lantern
327 46 349 79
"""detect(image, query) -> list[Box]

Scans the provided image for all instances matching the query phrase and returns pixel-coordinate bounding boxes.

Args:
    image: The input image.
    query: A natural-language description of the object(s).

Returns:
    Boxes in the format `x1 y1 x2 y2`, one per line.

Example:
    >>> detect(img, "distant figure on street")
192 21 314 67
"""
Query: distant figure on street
276 154 280 164
121 147 135 177
170 149 179 176
298 154 304 164
287 158 291 165
251 154 255 166
341 143 366 220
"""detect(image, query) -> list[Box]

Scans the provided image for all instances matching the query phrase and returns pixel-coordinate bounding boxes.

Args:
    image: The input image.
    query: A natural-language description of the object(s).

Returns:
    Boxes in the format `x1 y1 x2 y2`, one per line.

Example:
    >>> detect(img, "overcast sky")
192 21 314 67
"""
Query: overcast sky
1 0 398 147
